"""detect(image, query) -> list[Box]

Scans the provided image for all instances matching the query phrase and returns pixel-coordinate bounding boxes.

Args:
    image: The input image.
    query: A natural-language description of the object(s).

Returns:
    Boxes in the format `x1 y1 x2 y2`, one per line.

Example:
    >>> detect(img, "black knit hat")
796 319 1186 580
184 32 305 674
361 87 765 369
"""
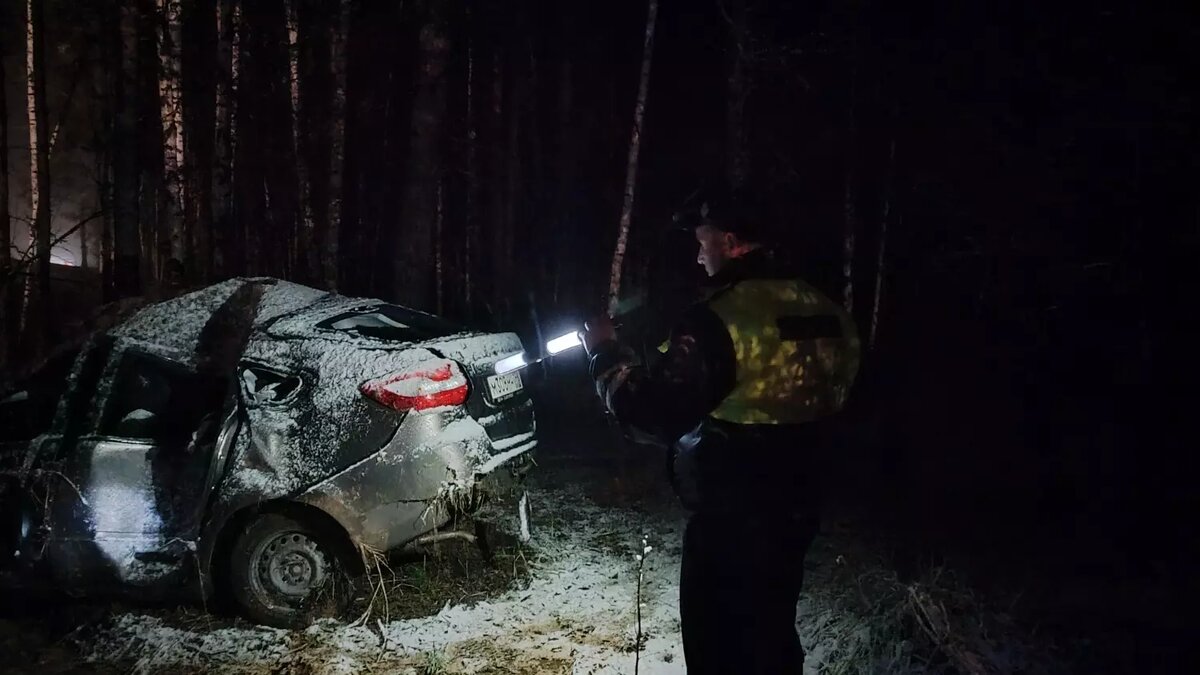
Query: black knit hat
671 184 767 241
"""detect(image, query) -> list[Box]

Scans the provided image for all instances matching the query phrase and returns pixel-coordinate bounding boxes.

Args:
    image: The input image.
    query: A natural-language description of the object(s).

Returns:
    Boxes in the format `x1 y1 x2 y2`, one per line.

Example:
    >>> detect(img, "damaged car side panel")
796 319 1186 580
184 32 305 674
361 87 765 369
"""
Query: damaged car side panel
294 411 498 553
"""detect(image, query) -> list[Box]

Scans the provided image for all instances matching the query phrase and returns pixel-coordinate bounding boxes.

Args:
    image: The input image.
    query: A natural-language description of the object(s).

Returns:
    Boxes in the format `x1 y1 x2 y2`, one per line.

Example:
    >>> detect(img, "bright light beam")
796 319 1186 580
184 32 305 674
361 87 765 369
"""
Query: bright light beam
545 331 583 355
494 352 527 375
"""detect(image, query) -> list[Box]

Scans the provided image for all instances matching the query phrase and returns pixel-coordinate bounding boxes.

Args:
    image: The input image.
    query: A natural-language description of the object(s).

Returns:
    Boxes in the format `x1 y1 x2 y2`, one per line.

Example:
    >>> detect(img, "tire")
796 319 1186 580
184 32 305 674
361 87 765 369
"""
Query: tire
227 512 355 628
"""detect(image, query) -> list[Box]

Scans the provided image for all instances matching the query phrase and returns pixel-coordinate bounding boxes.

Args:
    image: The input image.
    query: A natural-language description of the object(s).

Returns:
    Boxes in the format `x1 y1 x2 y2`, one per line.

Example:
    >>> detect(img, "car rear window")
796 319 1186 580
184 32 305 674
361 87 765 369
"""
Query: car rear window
0 347 81 441
316 305 458 342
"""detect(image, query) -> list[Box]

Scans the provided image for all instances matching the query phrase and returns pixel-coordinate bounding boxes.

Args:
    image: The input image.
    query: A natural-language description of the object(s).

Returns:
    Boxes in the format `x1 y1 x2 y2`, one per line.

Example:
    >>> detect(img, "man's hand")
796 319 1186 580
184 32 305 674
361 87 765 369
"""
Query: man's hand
581 314 617 355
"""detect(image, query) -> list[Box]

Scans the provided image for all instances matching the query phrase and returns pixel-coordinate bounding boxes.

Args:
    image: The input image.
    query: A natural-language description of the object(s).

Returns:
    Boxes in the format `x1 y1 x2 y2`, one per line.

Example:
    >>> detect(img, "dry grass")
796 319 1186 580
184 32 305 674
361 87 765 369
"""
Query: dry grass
800 535 1065 675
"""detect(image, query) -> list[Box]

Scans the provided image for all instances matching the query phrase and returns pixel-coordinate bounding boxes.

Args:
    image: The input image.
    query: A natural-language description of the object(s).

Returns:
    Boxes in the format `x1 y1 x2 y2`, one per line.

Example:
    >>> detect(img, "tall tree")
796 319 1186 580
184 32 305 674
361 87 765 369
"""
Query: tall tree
842 4 861 314
211 0 238 277
112 0 142 298
326 0 349 289
552 5 575 308
0 32 12 362
337 0 369 294
181 0 217 281
286 0 315 282
24 0 52 351
159 0 186 268
606 0 658 315
294 0 336 286
869 140 896 350
135 0 166 284
394 0 451 309
721 0 750 189
462 2 479 314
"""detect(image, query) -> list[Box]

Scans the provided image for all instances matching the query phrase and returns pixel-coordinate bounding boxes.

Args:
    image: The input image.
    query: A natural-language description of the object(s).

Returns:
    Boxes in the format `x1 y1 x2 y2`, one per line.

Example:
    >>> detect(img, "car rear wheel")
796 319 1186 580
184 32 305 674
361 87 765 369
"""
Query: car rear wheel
228 513 354 627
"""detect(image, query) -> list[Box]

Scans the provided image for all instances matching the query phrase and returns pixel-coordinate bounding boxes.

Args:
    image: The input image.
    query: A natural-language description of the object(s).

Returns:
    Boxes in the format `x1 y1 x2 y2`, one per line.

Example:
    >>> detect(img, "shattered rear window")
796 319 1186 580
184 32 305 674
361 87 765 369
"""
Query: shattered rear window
316 305 459 342
0 347 81 441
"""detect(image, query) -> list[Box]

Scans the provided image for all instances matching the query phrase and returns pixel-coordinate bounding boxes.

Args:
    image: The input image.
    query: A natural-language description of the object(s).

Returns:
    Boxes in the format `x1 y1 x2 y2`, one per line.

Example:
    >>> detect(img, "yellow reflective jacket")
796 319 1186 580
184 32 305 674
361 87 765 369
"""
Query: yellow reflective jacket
704 276 860 425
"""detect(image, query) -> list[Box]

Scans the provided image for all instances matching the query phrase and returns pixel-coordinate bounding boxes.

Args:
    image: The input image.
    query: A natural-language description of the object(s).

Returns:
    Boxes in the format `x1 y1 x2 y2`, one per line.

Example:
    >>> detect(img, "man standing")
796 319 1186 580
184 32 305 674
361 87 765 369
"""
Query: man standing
581 187 860 674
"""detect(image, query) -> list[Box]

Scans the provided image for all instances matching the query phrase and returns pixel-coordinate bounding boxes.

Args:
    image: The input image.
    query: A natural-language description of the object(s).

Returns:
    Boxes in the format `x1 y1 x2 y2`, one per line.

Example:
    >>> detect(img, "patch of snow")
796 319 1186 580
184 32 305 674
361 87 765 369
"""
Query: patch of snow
81 484 691 674
110 279 247 359
489 430 535 452
427 333 524 367
253 281 329 324
475 440 538 477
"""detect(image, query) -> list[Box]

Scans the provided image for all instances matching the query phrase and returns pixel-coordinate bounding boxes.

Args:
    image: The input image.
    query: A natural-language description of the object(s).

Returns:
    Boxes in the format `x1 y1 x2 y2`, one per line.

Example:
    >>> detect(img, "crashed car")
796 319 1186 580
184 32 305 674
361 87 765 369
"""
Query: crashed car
0 278 536 626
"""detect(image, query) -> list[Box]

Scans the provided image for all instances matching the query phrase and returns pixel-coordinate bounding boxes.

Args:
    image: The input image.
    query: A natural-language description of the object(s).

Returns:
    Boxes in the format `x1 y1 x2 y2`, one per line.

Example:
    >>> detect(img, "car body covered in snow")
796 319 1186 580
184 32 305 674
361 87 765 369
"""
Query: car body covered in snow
0 278 537 625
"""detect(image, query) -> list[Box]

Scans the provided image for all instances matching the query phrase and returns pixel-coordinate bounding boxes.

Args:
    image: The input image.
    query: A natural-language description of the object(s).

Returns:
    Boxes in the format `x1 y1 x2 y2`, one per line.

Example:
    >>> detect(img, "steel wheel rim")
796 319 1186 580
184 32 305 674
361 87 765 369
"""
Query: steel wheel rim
248 530 330 611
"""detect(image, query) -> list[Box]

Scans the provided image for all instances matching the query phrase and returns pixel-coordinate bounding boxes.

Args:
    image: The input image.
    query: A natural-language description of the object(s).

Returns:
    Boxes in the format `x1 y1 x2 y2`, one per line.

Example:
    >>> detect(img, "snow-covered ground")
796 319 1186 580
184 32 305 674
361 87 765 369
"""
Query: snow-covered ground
79 481 694 675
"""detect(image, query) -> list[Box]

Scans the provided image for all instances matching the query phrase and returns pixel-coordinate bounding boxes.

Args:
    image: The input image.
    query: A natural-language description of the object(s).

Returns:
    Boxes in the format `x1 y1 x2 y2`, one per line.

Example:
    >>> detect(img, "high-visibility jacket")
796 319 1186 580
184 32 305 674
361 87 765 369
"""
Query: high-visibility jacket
705 277 860 425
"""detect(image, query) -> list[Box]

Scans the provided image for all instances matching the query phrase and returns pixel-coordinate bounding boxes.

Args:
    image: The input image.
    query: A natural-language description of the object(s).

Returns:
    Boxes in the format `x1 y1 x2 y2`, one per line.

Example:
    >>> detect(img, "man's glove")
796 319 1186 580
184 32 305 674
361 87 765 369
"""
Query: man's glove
581 314 617 356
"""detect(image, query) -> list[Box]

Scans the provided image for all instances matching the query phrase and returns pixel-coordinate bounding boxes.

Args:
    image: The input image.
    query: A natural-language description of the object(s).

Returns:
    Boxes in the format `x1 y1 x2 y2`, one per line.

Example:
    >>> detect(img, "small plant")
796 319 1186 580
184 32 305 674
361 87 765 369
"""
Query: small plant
420 649 448 675
633 534 653 675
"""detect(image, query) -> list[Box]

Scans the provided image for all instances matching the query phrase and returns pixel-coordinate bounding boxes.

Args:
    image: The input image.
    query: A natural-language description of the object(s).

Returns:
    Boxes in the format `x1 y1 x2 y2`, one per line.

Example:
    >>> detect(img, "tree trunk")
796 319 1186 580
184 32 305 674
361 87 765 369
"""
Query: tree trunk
463 8 477 314
394 0 451 310
182 0 217 282
606 0 658 315
553 2 575 310
435 179 444 315
25 0 53 353
0 41 11 363
113 0 141 297
338 0 368 294
326 0 349 289
870 140 895 350
842 43 858 314
159 0 186 269
286 0 314 282
486 50 505 319
724 0 749 189
294 0 335 287
135 0 165 285
259 1 301 280
211 0 237 277
503 47 521 318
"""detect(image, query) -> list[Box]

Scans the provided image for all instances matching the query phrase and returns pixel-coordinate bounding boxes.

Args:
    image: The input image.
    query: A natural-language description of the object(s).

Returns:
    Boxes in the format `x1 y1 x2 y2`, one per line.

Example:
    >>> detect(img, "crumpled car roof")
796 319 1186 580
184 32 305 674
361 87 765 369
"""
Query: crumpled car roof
107 278 330 366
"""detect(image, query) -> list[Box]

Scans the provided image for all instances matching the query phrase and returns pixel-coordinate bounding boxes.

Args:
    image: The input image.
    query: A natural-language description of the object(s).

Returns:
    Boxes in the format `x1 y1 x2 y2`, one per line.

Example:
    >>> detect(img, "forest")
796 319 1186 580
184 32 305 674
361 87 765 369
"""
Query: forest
1 0 1197 672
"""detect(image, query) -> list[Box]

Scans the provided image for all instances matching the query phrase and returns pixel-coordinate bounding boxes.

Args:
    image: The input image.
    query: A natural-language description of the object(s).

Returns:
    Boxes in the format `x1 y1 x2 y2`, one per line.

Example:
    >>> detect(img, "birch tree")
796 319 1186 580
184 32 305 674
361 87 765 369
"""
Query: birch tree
212 0 238 277
0 38 12 362
159 0 186 268
327 0 349 289
869 140 896 350
461 2 481 315
606 0 658 315
286 0 316 282
25 0 52 350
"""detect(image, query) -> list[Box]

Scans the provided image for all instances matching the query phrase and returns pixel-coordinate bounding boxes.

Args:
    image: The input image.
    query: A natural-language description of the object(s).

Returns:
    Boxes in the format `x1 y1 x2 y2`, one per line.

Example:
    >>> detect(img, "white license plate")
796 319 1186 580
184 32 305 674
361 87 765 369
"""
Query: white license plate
486 371 524 401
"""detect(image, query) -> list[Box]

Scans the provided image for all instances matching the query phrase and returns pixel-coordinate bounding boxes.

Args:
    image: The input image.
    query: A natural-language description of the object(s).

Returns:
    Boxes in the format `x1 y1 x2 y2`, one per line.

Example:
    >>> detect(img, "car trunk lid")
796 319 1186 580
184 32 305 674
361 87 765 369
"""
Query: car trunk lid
424 332 536 454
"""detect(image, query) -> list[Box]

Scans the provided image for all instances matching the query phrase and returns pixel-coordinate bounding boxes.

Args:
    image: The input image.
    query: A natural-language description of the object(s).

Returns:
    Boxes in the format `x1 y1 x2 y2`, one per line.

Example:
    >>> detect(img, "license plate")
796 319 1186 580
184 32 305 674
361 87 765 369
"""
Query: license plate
486 371 523 401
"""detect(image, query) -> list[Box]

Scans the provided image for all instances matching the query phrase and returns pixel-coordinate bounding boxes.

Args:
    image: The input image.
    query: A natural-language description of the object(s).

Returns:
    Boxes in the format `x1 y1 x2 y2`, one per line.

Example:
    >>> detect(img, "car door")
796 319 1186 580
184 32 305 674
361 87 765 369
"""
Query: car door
48 344 228 589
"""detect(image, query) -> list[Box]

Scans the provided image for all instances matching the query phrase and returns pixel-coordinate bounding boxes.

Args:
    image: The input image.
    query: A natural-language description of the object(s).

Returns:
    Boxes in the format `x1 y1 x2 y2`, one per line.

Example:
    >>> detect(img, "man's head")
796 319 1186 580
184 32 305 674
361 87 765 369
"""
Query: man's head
675 187 764 277
694 221 760 277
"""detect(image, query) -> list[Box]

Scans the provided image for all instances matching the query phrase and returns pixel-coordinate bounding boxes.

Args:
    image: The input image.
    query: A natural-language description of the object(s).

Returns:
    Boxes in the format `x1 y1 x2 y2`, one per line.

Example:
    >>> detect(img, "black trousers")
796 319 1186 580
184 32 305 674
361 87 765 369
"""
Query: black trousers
679 510 818 675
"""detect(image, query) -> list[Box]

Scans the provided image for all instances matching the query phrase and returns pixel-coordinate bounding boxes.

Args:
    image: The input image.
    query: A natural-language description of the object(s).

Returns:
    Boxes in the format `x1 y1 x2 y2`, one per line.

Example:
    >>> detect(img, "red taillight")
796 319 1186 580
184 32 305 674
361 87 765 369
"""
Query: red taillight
360 359 470 411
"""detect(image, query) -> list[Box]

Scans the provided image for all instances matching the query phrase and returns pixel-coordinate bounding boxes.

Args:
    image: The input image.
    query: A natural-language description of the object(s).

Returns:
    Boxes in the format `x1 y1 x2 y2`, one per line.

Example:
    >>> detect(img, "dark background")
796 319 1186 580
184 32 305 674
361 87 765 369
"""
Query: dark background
3 0 1198 670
